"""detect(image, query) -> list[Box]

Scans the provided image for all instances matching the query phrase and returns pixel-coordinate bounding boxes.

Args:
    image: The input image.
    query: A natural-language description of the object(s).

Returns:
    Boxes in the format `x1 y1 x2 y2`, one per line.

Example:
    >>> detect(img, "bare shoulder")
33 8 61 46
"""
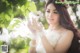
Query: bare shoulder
61 28 74 36
55 28 74 52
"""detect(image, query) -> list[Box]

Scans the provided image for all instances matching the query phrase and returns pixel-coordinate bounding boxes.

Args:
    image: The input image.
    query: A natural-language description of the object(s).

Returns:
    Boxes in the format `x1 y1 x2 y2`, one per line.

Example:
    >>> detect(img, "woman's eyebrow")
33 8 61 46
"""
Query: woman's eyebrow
53 9 57 11
46 8 57 11
47 8 56 11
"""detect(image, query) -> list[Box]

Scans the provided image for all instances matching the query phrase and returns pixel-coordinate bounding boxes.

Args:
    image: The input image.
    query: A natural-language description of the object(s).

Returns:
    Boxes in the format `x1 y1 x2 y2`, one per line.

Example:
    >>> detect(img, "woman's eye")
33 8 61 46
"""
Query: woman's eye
53 11 58 14
46 10 50 13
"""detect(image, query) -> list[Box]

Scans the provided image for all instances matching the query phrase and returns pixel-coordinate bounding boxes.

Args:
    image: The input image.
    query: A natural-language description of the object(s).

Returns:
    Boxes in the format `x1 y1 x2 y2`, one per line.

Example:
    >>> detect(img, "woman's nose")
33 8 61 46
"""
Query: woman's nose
49 13 53 18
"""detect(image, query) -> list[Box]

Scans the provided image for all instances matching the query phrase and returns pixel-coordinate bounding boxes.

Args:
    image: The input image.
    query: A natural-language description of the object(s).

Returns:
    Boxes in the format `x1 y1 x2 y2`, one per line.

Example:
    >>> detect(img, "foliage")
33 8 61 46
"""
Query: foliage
0 0 37 28
33 0 45 11
32 0 48 29
7 18 22 32
0 41 3 45
56 0 80 29
9 36 31 53
0 41 5 53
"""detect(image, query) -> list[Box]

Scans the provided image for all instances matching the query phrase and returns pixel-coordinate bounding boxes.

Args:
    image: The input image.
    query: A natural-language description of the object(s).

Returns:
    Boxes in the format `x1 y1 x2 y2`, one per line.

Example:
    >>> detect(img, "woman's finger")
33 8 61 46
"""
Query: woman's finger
27 20 31 27
28 20 34 31
39 22 44 29
32 18 38 28
40 22 43 27
32 18 37 25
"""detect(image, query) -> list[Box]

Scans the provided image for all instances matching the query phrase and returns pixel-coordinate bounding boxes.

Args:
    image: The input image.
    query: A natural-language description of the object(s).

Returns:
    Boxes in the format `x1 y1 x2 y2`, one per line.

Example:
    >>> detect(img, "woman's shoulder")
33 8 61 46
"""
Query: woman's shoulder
61 28 74 36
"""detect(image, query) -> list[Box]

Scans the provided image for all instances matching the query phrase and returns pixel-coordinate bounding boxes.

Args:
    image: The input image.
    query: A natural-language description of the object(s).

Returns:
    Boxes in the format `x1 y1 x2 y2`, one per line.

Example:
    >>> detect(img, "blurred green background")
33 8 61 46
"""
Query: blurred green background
0 0 80 53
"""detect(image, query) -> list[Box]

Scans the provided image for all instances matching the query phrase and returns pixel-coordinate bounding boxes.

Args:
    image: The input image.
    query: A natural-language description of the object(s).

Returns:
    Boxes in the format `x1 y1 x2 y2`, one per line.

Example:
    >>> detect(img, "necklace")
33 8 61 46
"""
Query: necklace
47 26 63 49
48 25 63 32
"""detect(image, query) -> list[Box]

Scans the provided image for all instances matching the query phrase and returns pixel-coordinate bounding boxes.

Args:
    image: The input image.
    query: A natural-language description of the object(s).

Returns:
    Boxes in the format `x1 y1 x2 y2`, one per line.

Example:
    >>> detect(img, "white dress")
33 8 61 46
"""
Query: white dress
36 29 62 53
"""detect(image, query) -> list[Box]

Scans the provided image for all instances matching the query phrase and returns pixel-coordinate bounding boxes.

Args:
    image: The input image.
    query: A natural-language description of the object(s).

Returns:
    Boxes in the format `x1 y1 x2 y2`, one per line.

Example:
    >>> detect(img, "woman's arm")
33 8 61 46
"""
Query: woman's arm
40 30 74 53
54 30 74 53
40 34 55 53
29 40 36 53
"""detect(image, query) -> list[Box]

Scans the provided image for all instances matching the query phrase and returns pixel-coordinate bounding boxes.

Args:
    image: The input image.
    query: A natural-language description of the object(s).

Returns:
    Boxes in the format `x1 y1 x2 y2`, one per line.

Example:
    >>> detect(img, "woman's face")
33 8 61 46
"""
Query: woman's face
45 3 60 25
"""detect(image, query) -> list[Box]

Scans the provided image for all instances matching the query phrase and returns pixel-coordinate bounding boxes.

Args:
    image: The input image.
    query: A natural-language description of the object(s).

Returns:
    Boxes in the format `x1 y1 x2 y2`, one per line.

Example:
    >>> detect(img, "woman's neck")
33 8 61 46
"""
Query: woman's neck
49 24 62 31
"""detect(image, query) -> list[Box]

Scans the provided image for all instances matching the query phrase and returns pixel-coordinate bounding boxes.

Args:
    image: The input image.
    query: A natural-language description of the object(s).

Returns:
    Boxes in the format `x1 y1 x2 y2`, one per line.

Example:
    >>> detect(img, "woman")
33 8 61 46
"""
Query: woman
27 0 80 53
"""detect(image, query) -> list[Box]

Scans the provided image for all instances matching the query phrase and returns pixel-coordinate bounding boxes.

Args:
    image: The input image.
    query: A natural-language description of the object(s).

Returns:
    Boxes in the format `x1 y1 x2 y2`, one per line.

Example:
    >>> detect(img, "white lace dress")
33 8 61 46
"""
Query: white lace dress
36 29 62 53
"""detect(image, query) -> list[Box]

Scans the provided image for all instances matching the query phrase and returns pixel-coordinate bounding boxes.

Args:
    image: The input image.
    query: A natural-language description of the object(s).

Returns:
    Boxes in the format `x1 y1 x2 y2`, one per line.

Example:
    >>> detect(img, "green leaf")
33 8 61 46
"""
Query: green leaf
8 18 21 30
28 1 37 12
5 14 11 21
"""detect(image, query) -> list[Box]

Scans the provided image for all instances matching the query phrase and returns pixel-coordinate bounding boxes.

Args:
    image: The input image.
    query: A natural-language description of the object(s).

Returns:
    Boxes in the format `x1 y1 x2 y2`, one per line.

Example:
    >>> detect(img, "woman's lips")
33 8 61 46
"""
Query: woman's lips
49 19 54 20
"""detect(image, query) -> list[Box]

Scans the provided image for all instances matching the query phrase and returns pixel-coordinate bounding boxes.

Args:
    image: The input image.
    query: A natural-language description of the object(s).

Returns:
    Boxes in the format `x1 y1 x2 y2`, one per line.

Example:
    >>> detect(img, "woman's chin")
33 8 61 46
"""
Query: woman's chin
48 22 55 25
48 21 58 25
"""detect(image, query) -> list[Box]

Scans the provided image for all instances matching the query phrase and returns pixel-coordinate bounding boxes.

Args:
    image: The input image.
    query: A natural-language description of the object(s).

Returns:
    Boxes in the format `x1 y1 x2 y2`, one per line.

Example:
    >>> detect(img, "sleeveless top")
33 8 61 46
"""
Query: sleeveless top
35 29 80 53
36 29 64 53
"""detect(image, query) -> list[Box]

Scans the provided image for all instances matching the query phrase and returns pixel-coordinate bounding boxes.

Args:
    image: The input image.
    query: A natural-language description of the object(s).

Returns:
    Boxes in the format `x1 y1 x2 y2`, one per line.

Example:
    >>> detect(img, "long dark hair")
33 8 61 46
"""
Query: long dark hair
45 0 80 53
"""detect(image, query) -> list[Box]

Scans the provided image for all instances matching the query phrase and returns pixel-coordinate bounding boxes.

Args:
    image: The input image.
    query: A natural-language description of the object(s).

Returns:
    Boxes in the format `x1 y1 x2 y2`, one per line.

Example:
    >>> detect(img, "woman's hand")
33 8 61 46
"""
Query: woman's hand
27 18 44 36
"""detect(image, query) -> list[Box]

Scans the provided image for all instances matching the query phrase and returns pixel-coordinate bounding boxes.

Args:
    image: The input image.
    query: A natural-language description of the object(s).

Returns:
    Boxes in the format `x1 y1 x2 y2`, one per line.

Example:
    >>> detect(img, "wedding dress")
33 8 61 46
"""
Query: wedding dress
36 29 62 53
